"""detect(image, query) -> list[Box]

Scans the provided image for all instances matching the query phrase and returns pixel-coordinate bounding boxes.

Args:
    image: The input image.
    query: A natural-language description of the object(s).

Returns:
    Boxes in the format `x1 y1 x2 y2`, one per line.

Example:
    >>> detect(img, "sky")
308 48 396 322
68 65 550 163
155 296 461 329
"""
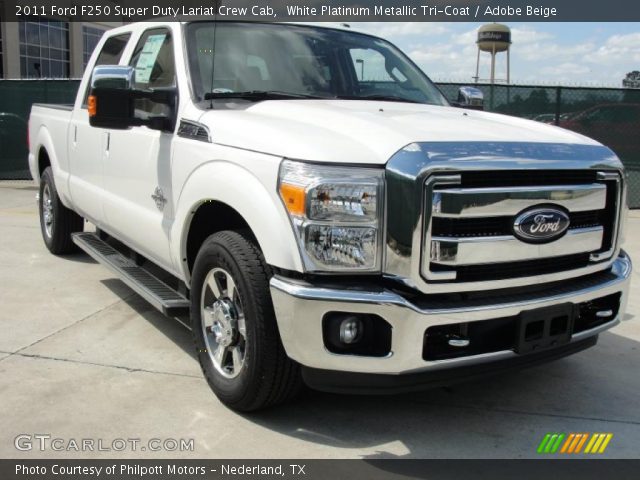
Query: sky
349 22 640 86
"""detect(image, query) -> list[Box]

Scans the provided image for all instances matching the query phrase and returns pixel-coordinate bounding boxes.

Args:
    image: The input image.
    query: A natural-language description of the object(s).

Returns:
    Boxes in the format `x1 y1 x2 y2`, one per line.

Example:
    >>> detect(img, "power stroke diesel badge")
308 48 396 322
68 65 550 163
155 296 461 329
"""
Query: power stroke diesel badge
513 207 570 243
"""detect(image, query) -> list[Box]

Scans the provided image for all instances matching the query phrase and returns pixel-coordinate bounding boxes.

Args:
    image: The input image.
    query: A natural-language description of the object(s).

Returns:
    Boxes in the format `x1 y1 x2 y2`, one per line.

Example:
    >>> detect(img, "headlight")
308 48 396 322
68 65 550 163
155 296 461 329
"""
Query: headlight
308 184 378 222
278 160 384 272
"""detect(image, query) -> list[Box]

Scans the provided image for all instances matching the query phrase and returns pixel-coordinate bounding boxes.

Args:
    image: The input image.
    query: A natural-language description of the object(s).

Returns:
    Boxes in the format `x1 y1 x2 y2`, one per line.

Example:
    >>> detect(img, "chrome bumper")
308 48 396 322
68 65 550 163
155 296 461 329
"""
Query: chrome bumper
270 252 631 375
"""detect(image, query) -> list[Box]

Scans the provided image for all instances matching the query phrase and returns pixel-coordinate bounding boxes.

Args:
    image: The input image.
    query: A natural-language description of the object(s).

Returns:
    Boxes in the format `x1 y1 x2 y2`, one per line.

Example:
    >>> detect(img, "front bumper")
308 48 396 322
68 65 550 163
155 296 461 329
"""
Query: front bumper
270 251 631 385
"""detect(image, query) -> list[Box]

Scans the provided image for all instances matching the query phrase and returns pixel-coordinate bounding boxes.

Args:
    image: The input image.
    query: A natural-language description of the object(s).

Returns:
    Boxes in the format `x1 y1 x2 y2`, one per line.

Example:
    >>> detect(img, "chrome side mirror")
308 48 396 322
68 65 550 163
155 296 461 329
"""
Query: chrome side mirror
456 86 484 110
88 65 176 131
89 65 137 130
91 65 135 90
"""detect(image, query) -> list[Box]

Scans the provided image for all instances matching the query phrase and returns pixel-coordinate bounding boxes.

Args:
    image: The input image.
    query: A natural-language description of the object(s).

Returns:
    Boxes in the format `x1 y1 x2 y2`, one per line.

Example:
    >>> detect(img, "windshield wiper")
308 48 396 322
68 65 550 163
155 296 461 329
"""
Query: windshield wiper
336 94 423 104
204 90 329 101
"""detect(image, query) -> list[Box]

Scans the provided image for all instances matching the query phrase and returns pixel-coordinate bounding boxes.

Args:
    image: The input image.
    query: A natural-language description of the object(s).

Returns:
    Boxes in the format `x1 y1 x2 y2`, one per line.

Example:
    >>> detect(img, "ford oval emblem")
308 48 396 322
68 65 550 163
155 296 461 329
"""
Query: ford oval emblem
513 207 570 243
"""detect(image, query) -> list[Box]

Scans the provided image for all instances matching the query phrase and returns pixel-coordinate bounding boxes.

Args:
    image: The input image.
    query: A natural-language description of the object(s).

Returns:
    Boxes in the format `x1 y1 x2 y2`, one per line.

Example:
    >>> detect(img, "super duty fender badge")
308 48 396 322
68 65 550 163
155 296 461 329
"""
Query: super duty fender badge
513 207 570 243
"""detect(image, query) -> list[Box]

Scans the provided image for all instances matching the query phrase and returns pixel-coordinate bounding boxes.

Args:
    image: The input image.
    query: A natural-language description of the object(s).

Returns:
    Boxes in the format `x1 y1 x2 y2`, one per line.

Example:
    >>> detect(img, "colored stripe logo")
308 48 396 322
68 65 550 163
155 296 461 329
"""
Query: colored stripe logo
537 433 613 454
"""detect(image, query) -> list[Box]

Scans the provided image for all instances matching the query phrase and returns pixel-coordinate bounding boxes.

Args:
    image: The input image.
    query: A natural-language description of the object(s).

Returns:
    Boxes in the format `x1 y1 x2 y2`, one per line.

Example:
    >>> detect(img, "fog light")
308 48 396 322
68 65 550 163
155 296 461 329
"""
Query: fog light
339 317 362 344
323 312 392 356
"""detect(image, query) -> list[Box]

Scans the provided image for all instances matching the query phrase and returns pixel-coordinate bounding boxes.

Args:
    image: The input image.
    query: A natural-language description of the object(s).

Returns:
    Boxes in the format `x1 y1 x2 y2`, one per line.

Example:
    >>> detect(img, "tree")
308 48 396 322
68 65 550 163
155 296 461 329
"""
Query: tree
622 71 640 88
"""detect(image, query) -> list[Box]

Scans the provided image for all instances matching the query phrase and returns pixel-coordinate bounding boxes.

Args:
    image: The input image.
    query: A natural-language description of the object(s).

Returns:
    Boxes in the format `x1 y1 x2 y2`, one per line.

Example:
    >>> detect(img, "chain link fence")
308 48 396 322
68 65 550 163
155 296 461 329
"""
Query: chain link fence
1 79 639 206
438 82 640 207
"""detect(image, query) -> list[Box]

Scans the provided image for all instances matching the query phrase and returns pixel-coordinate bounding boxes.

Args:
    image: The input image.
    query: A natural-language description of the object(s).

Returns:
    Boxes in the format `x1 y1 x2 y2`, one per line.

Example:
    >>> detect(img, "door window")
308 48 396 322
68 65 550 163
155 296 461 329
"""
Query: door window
129 29 176 119
82 33 131 108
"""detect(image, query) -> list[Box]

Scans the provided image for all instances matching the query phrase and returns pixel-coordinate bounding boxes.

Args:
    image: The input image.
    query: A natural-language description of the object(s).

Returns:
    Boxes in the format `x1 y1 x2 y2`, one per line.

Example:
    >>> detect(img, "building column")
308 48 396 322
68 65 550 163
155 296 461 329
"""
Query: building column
69 22 84 79
3 21 20 78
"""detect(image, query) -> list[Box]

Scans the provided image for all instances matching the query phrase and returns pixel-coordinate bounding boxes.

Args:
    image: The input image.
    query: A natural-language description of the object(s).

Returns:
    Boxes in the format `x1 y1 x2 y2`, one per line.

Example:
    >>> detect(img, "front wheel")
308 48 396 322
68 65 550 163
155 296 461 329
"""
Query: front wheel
190 231 302 411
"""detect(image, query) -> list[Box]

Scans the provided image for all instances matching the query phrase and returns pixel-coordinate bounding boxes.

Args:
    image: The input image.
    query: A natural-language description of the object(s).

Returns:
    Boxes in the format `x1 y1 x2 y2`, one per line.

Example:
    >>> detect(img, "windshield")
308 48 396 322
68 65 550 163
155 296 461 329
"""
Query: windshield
185 22 448 107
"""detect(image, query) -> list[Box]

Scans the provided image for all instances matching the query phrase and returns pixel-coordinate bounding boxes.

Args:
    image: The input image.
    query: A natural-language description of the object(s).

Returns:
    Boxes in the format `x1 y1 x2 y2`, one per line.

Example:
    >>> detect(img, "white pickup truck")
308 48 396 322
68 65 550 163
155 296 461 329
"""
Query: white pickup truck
29 21 631 411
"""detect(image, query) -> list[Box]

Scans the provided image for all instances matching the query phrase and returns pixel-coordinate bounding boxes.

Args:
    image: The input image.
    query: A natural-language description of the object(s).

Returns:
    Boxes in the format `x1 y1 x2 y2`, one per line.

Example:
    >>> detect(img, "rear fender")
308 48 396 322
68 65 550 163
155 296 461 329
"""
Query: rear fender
34 125 73 207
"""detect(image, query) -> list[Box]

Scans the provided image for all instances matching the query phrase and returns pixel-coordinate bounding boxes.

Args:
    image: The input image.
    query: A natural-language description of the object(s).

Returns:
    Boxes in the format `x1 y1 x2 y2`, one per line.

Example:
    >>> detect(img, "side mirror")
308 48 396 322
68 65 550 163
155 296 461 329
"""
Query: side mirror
88 66 136 130
454 86 484 110
88 65 176 131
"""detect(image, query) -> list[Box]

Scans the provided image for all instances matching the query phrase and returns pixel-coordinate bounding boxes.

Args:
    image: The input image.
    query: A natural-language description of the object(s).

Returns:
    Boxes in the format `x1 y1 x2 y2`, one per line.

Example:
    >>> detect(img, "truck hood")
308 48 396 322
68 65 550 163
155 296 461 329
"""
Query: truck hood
198 100 602 164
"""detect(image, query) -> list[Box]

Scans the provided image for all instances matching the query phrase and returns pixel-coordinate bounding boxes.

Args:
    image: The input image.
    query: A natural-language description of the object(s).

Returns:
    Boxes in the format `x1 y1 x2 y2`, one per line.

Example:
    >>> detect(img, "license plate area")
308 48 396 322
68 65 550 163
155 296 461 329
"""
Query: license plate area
516 303 575 354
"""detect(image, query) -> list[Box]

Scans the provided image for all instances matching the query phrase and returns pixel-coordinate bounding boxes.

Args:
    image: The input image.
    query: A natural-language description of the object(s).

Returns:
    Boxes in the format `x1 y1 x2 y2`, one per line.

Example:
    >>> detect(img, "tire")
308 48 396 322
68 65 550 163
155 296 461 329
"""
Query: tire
191 230 302 411
39 166 84 255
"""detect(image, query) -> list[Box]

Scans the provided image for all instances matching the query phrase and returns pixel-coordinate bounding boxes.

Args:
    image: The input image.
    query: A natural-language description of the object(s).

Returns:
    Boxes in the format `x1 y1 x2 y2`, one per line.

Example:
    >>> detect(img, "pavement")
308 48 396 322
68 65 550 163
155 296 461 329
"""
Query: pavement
1 180 639 459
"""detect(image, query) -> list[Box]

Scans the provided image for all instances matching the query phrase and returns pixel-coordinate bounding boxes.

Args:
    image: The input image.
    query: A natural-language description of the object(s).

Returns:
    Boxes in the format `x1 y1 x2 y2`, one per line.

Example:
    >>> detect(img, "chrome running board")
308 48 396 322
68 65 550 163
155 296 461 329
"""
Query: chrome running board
72 232 190 316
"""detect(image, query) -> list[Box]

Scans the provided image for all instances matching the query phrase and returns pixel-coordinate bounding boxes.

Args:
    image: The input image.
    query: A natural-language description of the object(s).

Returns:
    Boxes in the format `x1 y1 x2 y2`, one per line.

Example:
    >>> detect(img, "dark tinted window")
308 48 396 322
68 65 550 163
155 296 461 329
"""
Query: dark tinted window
95 33 130 66
82 33 131 108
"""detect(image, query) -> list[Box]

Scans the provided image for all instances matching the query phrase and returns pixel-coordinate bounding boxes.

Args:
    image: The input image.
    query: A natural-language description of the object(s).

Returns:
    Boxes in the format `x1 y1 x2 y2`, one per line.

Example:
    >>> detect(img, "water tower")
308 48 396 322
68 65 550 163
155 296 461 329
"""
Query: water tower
475 23 511 84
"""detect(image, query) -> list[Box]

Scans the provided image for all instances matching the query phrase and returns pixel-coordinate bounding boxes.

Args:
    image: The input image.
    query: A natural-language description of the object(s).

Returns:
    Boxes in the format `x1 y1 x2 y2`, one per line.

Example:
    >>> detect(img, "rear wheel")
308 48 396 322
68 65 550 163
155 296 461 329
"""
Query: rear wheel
190 231 302 411
38 167 83 254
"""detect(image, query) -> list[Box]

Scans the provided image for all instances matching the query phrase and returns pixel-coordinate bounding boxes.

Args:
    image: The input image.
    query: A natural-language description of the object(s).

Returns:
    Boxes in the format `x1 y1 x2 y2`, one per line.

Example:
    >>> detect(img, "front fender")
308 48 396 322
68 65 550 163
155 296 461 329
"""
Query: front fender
172 160 303 285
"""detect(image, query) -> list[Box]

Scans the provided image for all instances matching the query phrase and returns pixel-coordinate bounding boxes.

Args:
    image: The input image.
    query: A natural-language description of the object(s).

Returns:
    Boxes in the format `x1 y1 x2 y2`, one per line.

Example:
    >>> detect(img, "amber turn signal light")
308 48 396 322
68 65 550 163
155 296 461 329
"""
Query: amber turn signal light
88 95 97 117
279 183 305 216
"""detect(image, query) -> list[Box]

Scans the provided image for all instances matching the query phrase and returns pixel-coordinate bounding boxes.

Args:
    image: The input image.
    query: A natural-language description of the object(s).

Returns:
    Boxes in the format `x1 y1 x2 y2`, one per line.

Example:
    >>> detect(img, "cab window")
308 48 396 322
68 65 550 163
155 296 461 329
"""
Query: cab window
82 33 131 108
129 28 176 119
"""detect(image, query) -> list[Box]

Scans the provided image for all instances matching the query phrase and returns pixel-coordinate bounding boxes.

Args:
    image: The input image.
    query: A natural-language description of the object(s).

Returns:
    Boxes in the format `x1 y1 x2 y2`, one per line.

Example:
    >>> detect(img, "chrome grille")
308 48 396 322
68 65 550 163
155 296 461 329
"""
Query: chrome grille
422 171 621 283
431 210 603 237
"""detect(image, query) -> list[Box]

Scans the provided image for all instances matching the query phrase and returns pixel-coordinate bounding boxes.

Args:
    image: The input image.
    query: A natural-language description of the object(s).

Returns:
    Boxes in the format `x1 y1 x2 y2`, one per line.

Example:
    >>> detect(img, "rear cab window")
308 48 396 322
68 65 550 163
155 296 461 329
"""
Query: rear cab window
82 33 131 108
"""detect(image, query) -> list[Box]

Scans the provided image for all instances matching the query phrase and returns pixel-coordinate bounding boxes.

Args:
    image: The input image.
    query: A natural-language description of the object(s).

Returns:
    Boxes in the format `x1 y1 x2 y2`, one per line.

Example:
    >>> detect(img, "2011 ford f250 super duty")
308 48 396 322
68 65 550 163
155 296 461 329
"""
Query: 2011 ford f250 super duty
29 21 631 411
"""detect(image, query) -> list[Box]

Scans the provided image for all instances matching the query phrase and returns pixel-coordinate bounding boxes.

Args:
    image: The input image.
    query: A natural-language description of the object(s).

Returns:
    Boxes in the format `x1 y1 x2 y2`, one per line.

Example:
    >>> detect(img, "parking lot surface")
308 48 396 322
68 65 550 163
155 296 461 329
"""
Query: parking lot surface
1 181 639 459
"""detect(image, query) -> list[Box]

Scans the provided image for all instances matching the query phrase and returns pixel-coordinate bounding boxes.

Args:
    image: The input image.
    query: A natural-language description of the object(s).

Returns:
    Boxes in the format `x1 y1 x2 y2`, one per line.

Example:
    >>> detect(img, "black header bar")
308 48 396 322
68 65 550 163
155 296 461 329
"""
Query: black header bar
3 0 640 22
3 459 640 480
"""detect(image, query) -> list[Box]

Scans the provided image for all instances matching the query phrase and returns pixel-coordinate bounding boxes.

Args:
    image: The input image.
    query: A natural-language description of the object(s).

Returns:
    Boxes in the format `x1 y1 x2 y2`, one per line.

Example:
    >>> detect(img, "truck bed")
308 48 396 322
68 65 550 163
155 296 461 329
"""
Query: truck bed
32 103 74 111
